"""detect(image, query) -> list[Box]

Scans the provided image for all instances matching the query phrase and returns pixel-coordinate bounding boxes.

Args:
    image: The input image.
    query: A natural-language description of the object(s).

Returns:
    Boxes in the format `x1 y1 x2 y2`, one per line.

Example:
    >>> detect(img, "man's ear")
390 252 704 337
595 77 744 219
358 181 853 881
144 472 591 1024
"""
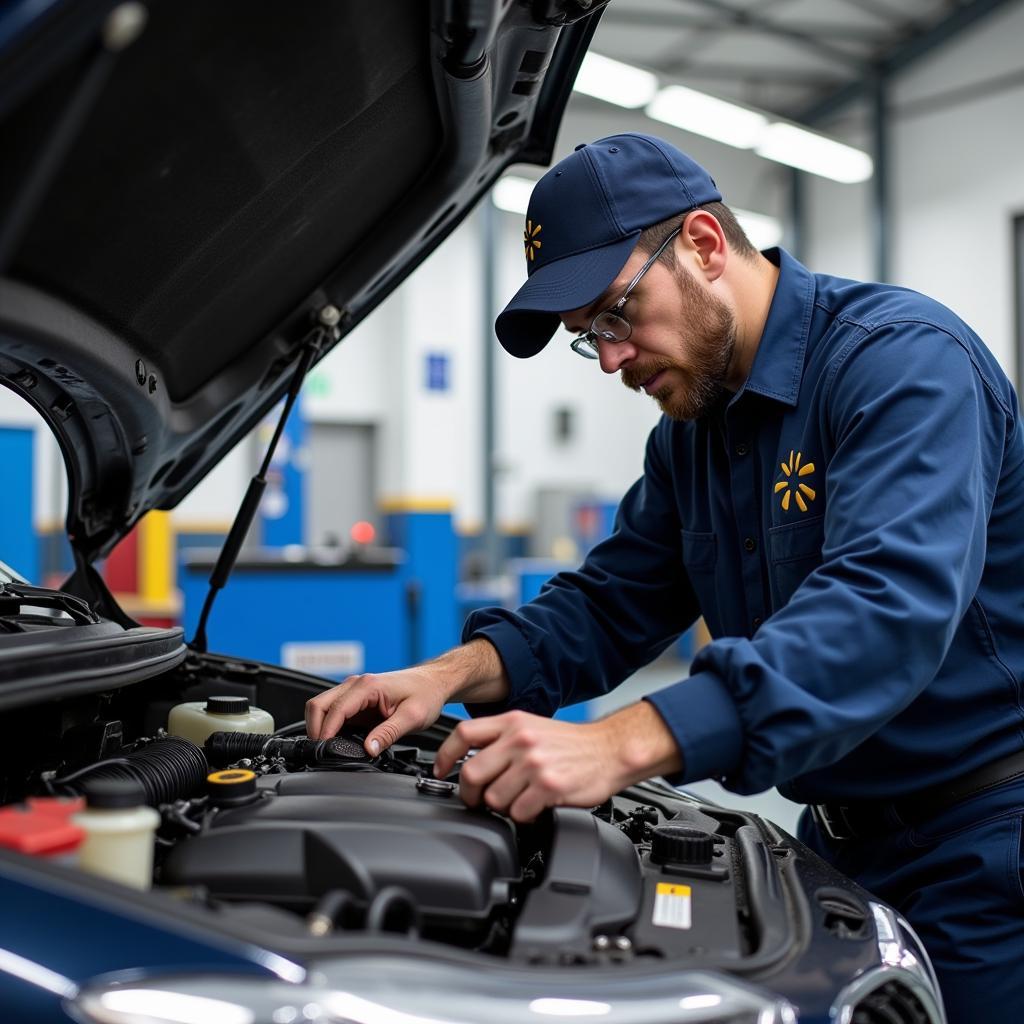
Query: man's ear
679 209 727 282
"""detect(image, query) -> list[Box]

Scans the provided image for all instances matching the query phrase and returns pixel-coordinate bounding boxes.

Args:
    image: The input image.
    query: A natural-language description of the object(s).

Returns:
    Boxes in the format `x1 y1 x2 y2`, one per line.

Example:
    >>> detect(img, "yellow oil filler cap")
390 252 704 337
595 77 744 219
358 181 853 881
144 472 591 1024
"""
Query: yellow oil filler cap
206 768 258 807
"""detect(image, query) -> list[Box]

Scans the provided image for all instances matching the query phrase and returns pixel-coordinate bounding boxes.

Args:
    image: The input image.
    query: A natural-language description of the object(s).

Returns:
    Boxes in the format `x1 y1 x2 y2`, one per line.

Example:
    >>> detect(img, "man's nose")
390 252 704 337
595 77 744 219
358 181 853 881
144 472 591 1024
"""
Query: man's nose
598 337 636 374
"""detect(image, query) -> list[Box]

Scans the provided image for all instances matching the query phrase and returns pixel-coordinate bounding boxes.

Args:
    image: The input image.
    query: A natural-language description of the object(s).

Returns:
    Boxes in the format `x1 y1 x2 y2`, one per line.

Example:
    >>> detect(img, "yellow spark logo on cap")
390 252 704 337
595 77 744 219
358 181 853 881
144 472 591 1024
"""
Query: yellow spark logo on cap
775 450 816 512
524 219 542 262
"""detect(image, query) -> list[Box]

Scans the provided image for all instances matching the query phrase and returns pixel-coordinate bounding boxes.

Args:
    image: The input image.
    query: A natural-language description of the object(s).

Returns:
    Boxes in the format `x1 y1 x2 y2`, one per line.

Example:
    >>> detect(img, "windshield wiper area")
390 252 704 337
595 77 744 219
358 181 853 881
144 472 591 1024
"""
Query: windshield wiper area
0 582 101 633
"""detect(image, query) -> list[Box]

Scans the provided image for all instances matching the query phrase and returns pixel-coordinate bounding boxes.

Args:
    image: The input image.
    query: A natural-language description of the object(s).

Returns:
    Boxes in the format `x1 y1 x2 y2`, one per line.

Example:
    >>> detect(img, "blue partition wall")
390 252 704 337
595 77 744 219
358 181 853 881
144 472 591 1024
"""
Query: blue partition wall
179 508 460 687
179 562 411 677
0 427 37 583
383 510 458 664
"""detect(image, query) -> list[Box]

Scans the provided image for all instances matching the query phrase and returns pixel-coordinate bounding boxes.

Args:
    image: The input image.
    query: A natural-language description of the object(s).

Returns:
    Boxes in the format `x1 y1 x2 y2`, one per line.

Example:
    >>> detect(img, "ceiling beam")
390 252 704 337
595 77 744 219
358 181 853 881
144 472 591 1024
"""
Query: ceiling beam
833 0 925 29
676 0 871 70
599 7 892 44
799 0 1022 123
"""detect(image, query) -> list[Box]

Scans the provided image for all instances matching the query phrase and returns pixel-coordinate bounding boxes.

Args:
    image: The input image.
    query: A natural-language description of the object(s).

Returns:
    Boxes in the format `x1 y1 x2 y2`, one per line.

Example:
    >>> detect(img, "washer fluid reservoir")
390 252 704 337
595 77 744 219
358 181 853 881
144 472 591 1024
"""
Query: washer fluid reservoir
73 779 159 890
167 695 274 747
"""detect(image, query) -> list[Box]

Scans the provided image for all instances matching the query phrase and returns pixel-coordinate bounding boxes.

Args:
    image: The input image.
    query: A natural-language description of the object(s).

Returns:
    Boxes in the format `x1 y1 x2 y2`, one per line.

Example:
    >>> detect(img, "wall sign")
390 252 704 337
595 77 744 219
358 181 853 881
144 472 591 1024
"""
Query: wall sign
281 641 365 680
425 352 450 392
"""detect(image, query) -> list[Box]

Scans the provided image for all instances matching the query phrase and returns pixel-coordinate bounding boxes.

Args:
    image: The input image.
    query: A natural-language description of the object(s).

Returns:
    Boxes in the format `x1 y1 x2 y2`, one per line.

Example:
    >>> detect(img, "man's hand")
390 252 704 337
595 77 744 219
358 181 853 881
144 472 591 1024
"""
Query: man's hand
304 638 510 757
305 665 451 756
433 701 683 822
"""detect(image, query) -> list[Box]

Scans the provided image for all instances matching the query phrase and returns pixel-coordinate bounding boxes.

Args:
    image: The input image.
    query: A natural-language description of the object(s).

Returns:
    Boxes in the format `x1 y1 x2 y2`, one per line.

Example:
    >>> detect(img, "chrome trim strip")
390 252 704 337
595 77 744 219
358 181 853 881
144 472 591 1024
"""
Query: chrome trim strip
71 964 798 1024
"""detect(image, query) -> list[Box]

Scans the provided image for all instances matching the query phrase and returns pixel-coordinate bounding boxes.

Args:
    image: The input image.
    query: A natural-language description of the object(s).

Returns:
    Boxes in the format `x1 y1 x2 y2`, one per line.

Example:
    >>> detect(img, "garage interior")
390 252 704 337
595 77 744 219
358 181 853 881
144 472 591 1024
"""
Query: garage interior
3 0 1024 844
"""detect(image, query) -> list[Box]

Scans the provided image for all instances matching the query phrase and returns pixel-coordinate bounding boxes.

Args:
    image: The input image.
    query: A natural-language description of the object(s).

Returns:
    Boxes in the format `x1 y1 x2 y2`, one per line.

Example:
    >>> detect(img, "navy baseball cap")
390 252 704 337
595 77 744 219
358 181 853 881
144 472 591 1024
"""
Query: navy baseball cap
495 133 721 358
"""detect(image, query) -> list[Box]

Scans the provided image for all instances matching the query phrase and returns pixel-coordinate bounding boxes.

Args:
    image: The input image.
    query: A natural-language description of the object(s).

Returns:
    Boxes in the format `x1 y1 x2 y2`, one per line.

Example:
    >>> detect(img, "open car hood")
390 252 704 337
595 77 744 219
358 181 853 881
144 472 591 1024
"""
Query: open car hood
0 0 604 563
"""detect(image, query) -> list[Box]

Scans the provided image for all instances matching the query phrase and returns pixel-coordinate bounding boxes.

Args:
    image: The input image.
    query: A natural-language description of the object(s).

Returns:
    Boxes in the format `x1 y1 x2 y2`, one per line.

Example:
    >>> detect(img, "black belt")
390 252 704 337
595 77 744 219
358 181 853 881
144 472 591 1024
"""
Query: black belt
809 748 1024 841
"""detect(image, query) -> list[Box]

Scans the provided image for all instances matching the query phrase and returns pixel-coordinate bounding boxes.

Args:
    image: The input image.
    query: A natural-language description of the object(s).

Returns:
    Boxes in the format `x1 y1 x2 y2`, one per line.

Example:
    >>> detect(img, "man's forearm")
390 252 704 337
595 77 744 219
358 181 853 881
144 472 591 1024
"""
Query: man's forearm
425 637 511 705
596 700 684 787
426 647 685 787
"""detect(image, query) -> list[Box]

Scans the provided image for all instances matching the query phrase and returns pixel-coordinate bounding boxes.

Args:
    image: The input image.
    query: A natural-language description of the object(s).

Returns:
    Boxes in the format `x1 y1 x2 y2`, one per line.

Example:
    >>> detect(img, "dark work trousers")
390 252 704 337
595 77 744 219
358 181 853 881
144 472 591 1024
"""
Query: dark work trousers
797 779 1024 1024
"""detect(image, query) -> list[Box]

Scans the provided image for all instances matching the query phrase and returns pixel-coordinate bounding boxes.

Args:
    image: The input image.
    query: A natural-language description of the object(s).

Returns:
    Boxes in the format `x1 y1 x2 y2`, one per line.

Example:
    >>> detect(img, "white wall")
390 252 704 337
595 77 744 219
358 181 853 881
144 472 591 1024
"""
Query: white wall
393 214 485 518
175 442 251 526
295 213 486 525
890 8 1024 372
803 106 874 282
805 1 1024 375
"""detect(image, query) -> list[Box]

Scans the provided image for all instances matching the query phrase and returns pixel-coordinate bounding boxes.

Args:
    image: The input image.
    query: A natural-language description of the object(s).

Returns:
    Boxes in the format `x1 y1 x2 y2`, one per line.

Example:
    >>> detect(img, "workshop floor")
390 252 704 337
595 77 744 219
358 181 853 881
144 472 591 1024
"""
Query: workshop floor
588 649 804 836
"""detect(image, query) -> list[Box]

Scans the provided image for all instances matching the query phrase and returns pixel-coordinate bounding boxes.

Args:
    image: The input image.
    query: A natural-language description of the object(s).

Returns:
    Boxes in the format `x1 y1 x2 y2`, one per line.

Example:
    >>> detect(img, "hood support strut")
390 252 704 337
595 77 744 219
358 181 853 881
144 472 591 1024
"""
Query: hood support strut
189 312 339 653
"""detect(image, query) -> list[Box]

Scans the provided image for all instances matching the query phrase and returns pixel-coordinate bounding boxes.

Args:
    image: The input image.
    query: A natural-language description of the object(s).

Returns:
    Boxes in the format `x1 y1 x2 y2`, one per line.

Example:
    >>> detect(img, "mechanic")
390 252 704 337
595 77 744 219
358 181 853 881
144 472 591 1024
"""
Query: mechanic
307 133 1024 1019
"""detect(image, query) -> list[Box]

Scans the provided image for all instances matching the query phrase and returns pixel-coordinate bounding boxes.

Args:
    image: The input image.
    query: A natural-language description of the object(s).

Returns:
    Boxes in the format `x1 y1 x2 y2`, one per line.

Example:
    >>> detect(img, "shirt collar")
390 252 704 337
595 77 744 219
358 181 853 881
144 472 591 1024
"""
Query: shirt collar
734 247 815 408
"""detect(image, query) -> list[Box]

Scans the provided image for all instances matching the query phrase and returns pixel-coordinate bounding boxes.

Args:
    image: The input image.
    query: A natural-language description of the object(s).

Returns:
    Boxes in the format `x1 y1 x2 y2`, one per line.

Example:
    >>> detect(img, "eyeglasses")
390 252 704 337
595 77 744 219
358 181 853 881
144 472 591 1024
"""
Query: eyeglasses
570 226 681 360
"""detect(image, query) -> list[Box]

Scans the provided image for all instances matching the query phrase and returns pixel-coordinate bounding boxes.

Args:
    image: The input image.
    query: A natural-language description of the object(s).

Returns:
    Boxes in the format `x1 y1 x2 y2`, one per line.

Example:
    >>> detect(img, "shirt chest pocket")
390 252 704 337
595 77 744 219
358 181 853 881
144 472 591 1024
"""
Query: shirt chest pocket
680 530 722 637
767 515 825 611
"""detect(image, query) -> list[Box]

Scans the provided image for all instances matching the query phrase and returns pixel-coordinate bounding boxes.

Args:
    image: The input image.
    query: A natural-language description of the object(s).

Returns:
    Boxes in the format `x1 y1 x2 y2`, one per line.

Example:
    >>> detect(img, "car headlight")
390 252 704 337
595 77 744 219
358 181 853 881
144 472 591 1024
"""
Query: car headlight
70 957 796 1024
828 903 946 1024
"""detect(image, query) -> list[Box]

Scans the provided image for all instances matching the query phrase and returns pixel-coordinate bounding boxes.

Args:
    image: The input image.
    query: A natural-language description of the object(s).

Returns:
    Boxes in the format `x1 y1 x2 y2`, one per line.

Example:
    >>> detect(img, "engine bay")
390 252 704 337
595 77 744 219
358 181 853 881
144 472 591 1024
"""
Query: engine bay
0 651 813 974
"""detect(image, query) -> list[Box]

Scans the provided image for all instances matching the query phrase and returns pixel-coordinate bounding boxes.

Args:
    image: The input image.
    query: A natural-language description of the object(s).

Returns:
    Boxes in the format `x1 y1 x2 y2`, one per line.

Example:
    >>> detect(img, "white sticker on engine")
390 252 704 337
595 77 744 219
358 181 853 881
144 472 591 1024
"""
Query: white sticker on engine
652 882 692 930
281 641 364 679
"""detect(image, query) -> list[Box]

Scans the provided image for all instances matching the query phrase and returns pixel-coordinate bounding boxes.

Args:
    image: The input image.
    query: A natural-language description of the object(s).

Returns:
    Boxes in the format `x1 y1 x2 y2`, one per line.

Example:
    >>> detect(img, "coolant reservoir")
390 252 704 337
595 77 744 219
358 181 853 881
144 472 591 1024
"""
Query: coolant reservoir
72 779 160 890
167 695 274 747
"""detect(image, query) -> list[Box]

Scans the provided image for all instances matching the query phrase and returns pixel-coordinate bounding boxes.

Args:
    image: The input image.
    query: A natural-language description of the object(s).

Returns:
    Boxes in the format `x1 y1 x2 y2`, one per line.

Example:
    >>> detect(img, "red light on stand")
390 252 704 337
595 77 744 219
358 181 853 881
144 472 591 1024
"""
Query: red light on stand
350 521 376 546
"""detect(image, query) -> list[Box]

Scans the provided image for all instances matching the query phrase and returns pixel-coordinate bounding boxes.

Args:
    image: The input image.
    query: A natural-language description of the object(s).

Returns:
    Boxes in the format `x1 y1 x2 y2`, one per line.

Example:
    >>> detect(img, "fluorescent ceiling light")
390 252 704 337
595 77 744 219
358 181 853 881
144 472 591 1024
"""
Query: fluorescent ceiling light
732 207 783 250
571 52 872 184
646 85 768 150
756 122 873 183
572 52 658 109
491 175 535 216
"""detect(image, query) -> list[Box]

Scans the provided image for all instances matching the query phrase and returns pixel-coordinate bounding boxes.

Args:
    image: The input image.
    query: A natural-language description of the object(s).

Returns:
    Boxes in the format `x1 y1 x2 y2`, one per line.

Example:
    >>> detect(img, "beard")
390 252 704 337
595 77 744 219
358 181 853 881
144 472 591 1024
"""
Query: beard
621 265 736 421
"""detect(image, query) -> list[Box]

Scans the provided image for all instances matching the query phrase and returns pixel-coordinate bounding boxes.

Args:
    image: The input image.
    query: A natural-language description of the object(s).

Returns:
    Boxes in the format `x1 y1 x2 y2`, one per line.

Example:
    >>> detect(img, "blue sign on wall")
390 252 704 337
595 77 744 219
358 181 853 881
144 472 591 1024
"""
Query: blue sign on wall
425 353 449 392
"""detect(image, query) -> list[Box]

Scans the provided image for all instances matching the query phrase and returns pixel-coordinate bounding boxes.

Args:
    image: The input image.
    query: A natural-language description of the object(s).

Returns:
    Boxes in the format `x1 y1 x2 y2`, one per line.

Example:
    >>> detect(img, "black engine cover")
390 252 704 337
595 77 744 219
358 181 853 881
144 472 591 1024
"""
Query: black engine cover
160 771 519 926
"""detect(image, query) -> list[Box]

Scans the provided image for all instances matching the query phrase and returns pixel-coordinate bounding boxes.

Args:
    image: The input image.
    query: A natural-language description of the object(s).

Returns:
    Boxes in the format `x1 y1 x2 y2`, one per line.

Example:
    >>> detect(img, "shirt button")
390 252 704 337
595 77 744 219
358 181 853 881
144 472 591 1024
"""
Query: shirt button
735 443 749 456
743 537 756 552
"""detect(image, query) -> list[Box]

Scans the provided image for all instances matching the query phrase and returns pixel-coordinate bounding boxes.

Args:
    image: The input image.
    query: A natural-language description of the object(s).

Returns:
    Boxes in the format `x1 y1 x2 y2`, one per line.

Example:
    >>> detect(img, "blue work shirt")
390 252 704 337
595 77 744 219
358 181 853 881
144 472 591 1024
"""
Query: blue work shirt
464 248 1024 803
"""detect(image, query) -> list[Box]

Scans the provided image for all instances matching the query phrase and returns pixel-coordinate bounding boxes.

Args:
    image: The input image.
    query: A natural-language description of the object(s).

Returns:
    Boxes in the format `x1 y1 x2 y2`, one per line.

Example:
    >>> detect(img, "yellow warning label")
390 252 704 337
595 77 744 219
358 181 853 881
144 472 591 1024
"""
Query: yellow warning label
652 882 692 929
656 883 691 897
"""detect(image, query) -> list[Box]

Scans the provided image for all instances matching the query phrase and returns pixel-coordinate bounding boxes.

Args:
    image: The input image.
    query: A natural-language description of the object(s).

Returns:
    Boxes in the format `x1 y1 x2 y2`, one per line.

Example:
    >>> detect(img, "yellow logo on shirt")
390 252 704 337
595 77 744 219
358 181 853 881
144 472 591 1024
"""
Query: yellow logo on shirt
775 450 816 512
524 219 542 262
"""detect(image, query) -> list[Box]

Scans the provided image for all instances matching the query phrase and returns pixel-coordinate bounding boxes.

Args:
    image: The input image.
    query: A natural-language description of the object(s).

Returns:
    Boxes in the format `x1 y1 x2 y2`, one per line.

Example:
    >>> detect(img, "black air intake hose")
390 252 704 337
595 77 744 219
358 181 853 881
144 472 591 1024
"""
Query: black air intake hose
204 731 271 765
205 732 370 768
59 737 208 807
